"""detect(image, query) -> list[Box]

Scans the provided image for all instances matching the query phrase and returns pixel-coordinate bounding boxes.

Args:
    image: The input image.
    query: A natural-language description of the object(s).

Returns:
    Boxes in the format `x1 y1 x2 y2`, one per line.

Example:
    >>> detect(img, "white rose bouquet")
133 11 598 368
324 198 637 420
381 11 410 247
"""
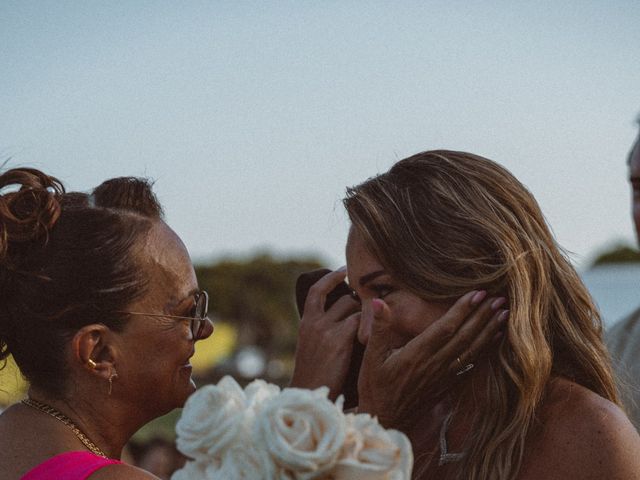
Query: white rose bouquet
172 376 413 480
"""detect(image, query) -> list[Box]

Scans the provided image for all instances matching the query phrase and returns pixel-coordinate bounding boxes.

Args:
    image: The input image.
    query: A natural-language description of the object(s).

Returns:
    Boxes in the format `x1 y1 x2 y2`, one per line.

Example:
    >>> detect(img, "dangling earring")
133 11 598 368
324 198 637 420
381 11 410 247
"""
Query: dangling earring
108 370 118 396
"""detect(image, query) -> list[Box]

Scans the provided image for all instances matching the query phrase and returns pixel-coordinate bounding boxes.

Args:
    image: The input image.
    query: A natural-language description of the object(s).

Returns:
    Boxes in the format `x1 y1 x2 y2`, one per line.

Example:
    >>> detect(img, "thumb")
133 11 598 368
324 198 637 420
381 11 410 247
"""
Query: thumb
364 298 394 361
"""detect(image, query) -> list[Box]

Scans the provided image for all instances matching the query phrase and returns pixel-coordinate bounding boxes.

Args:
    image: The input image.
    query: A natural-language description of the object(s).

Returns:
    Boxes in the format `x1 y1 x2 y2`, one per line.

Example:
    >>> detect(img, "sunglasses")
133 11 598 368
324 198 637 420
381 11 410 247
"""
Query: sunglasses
119 291 210 339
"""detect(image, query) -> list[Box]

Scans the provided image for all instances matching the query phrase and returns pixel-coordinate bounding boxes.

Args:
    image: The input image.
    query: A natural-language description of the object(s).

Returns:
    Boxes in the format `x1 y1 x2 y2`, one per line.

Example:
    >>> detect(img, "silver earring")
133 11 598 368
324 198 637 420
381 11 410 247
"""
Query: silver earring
108 371 118 396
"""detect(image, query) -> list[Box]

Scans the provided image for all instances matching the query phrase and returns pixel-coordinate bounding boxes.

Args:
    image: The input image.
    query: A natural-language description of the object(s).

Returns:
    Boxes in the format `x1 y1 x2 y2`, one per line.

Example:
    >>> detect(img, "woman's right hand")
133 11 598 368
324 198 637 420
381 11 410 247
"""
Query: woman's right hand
356 290 508 429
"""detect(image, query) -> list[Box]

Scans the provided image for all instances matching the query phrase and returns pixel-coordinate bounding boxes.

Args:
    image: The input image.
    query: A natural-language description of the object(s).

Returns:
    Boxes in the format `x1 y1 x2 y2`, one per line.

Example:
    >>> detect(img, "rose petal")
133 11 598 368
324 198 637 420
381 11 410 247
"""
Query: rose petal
176 376 247 460
332 413 413 479
255 387 346 478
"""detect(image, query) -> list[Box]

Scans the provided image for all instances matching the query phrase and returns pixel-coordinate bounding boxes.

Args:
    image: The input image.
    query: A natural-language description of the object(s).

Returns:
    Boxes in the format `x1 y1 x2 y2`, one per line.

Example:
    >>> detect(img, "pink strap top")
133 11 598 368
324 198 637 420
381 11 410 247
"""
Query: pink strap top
21 451 123 480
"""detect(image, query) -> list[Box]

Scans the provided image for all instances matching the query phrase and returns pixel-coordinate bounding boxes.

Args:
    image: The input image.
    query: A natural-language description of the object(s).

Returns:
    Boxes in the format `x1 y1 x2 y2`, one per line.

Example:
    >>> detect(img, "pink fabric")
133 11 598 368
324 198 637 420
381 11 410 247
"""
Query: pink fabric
21 451 123 480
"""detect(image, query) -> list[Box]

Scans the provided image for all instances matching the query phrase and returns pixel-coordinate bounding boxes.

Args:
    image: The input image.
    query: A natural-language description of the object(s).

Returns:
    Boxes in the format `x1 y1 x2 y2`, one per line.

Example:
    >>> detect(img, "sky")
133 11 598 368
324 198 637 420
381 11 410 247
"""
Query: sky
1 1 639 270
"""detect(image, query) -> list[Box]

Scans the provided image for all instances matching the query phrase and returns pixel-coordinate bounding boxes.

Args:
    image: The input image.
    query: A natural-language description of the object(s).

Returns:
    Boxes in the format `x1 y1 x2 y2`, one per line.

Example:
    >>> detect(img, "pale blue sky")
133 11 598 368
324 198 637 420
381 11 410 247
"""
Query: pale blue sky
1 1 639 269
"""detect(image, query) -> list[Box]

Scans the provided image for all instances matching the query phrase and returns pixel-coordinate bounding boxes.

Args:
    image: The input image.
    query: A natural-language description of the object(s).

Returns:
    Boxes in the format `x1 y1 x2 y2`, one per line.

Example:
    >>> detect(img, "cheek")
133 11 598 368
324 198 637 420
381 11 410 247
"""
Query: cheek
390 301 451 337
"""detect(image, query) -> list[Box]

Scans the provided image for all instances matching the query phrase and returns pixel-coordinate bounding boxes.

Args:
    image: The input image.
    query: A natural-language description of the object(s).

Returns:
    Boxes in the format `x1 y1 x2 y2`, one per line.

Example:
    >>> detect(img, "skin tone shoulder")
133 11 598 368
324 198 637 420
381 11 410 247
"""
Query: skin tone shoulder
518 378 640 480
0 220 213 480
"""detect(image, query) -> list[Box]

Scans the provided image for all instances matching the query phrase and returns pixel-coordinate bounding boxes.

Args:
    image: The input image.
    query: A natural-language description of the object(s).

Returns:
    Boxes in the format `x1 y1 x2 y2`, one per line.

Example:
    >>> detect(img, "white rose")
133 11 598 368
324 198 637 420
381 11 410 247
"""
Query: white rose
245 378 281 412
254 387 347 479
331 413 413 480
175 375 246 461
170 459 210 480
205 443 278 480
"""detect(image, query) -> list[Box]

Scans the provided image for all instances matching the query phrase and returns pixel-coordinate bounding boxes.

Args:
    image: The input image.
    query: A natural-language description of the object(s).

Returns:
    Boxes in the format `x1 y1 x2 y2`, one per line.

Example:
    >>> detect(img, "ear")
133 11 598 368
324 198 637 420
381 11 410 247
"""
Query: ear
71 324 118 380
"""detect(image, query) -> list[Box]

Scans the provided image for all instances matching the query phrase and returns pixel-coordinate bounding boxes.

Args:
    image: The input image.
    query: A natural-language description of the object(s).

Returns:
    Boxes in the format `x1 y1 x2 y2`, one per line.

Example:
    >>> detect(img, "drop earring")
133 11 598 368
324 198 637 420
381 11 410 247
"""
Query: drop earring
108 370 118 396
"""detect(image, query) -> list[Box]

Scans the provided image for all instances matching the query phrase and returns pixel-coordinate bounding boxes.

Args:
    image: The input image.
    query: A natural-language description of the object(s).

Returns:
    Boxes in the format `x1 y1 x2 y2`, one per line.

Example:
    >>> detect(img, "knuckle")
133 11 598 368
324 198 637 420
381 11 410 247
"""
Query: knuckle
307 283 322 298
440 323 457 339
457 331 473 347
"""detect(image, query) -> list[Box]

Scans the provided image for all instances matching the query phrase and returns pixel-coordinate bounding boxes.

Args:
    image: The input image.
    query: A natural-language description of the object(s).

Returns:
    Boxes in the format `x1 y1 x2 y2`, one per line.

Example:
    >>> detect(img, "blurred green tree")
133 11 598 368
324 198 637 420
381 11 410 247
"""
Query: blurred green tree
195 253 324 356
591 244 640 267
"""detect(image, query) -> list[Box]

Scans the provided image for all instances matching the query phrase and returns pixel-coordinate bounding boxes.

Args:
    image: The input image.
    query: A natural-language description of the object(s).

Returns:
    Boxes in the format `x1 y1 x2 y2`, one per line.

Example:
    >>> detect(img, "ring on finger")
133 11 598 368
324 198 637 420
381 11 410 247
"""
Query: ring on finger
455 355 475 376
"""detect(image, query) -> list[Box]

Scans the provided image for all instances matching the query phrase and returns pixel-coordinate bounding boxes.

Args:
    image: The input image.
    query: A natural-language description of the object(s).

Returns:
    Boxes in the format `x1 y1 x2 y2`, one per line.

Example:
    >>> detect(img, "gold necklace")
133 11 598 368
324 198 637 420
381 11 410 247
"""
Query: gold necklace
22 398 108 458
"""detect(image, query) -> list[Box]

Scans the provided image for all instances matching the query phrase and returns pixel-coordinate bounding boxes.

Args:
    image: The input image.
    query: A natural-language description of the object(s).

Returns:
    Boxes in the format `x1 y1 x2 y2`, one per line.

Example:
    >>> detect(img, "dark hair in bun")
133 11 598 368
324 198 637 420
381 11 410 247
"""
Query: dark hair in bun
0 168 163 397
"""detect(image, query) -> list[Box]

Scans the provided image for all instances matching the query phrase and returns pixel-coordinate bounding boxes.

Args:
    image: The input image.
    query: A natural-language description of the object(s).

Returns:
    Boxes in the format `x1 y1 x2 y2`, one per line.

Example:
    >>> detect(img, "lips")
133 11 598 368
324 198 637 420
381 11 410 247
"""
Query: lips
182 349 195 367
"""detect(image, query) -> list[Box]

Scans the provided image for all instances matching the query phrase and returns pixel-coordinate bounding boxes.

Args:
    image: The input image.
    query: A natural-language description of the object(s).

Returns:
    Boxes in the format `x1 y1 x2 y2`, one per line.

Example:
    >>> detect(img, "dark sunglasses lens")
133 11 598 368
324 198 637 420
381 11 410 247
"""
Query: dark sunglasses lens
194 319 205 339
195 291 208 319
190 292 209 339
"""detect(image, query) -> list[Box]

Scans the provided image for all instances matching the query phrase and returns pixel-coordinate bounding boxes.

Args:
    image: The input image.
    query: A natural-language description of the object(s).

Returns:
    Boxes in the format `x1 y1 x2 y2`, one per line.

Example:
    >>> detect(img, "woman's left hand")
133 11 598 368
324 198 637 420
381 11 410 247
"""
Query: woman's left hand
357 290 507 429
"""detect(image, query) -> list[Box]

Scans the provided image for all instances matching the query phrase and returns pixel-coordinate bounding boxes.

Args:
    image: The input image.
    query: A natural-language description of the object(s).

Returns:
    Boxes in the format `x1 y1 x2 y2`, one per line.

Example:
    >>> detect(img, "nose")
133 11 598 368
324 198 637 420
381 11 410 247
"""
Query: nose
357 300 374 345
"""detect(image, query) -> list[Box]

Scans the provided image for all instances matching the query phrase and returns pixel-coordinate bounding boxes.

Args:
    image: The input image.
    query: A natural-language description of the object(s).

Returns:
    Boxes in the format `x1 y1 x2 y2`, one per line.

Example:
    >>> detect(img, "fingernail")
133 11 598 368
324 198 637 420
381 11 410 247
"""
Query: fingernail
372 298 384 315
491 297 507 310
470 290 487 306
498 309 510 322
337 265 347 272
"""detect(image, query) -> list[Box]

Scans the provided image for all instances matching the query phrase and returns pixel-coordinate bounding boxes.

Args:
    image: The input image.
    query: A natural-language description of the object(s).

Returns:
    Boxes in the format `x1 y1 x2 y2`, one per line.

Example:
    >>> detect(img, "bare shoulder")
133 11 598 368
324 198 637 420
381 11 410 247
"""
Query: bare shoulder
88 463 161 480
521 378 640 480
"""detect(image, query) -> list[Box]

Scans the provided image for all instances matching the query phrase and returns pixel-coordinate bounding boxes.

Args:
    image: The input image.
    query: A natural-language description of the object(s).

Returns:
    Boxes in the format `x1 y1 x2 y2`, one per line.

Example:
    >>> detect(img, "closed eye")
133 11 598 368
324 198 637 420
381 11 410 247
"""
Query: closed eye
369 283 395 299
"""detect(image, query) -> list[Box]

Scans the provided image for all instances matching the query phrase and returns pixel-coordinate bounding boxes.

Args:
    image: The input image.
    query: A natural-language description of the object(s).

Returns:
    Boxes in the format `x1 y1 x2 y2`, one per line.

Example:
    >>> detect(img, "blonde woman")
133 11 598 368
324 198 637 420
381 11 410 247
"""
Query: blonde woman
341 151 640 479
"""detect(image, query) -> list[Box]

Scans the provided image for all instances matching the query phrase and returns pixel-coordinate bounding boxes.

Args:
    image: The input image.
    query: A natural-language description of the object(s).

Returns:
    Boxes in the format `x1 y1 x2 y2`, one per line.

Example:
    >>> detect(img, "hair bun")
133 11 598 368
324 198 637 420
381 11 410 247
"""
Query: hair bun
0 168 65 259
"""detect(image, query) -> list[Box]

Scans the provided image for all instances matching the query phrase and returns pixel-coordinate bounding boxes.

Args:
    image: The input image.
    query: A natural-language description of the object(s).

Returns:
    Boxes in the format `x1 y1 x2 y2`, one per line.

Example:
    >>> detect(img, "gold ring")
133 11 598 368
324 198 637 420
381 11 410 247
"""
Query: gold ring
87 359 97 369
456 363 475 376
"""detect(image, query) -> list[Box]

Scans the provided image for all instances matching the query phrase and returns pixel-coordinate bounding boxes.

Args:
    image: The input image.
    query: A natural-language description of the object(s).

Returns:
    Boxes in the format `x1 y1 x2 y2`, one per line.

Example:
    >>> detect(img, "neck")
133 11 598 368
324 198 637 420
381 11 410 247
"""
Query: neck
27 385 147 459
404 362 490 468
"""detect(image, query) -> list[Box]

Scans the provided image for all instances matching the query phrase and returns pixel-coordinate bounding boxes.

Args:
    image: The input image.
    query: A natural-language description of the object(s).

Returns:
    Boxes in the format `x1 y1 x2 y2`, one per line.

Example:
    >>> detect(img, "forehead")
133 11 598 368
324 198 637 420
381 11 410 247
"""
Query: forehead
139 221 197 298
346 228 384 280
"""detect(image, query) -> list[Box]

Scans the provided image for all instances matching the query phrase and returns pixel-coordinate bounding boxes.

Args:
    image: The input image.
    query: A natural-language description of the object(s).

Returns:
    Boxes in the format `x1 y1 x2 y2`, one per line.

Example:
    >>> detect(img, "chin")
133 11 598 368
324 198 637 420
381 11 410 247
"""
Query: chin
156 371 197 413
176 376 197 405
186 378 197 395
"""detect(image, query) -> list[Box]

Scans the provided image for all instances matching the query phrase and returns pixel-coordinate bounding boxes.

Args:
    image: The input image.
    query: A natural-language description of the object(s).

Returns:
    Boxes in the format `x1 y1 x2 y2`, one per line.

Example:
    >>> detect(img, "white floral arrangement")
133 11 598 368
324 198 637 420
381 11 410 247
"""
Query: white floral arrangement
172 376 413 480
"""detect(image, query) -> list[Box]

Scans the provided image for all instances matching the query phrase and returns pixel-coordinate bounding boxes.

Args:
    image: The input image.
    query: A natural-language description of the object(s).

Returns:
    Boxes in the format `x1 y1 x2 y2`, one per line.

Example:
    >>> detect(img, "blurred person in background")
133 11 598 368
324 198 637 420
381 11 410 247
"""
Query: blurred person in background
607 117 640 431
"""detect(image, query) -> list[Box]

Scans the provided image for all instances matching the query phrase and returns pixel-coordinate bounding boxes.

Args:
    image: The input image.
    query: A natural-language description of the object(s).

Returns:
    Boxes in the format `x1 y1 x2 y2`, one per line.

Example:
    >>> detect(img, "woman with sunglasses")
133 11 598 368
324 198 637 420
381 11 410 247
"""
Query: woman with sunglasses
0 169 215 479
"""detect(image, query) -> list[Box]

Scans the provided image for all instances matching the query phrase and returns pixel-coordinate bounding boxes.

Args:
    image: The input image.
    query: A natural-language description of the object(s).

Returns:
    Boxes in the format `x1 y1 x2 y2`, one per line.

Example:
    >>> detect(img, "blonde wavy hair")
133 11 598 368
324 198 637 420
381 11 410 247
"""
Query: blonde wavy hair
343 150 619 480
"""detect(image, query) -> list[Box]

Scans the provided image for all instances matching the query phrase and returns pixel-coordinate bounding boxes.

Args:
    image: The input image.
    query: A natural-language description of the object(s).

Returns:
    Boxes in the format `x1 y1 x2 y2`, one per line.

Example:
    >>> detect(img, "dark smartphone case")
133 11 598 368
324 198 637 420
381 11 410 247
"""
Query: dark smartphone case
295 268 364 409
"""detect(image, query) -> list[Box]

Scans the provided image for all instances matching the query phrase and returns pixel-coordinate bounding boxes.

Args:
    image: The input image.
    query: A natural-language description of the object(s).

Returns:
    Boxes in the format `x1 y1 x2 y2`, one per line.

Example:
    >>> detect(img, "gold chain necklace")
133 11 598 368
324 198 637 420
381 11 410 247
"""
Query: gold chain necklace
22 398 108 458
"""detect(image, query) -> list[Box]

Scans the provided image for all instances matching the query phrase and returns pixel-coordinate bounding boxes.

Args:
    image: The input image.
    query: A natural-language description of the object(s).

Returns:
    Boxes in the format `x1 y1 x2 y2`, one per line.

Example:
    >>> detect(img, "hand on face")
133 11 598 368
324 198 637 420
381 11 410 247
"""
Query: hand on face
356 290 508 430
290 268 361 399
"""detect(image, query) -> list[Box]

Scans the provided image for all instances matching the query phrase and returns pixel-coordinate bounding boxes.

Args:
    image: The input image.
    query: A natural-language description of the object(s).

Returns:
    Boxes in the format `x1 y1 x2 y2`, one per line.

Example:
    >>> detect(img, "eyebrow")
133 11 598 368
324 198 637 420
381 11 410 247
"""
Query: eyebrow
359 270 386 286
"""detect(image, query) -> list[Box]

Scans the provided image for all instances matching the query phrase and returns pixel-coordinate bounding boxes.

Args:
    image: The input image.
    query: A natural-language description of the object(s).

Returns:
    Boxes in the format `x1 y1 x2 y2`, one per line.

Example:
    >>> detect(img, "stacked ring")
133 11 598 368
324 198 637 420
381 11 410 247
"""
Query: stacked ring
455 356 475 376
